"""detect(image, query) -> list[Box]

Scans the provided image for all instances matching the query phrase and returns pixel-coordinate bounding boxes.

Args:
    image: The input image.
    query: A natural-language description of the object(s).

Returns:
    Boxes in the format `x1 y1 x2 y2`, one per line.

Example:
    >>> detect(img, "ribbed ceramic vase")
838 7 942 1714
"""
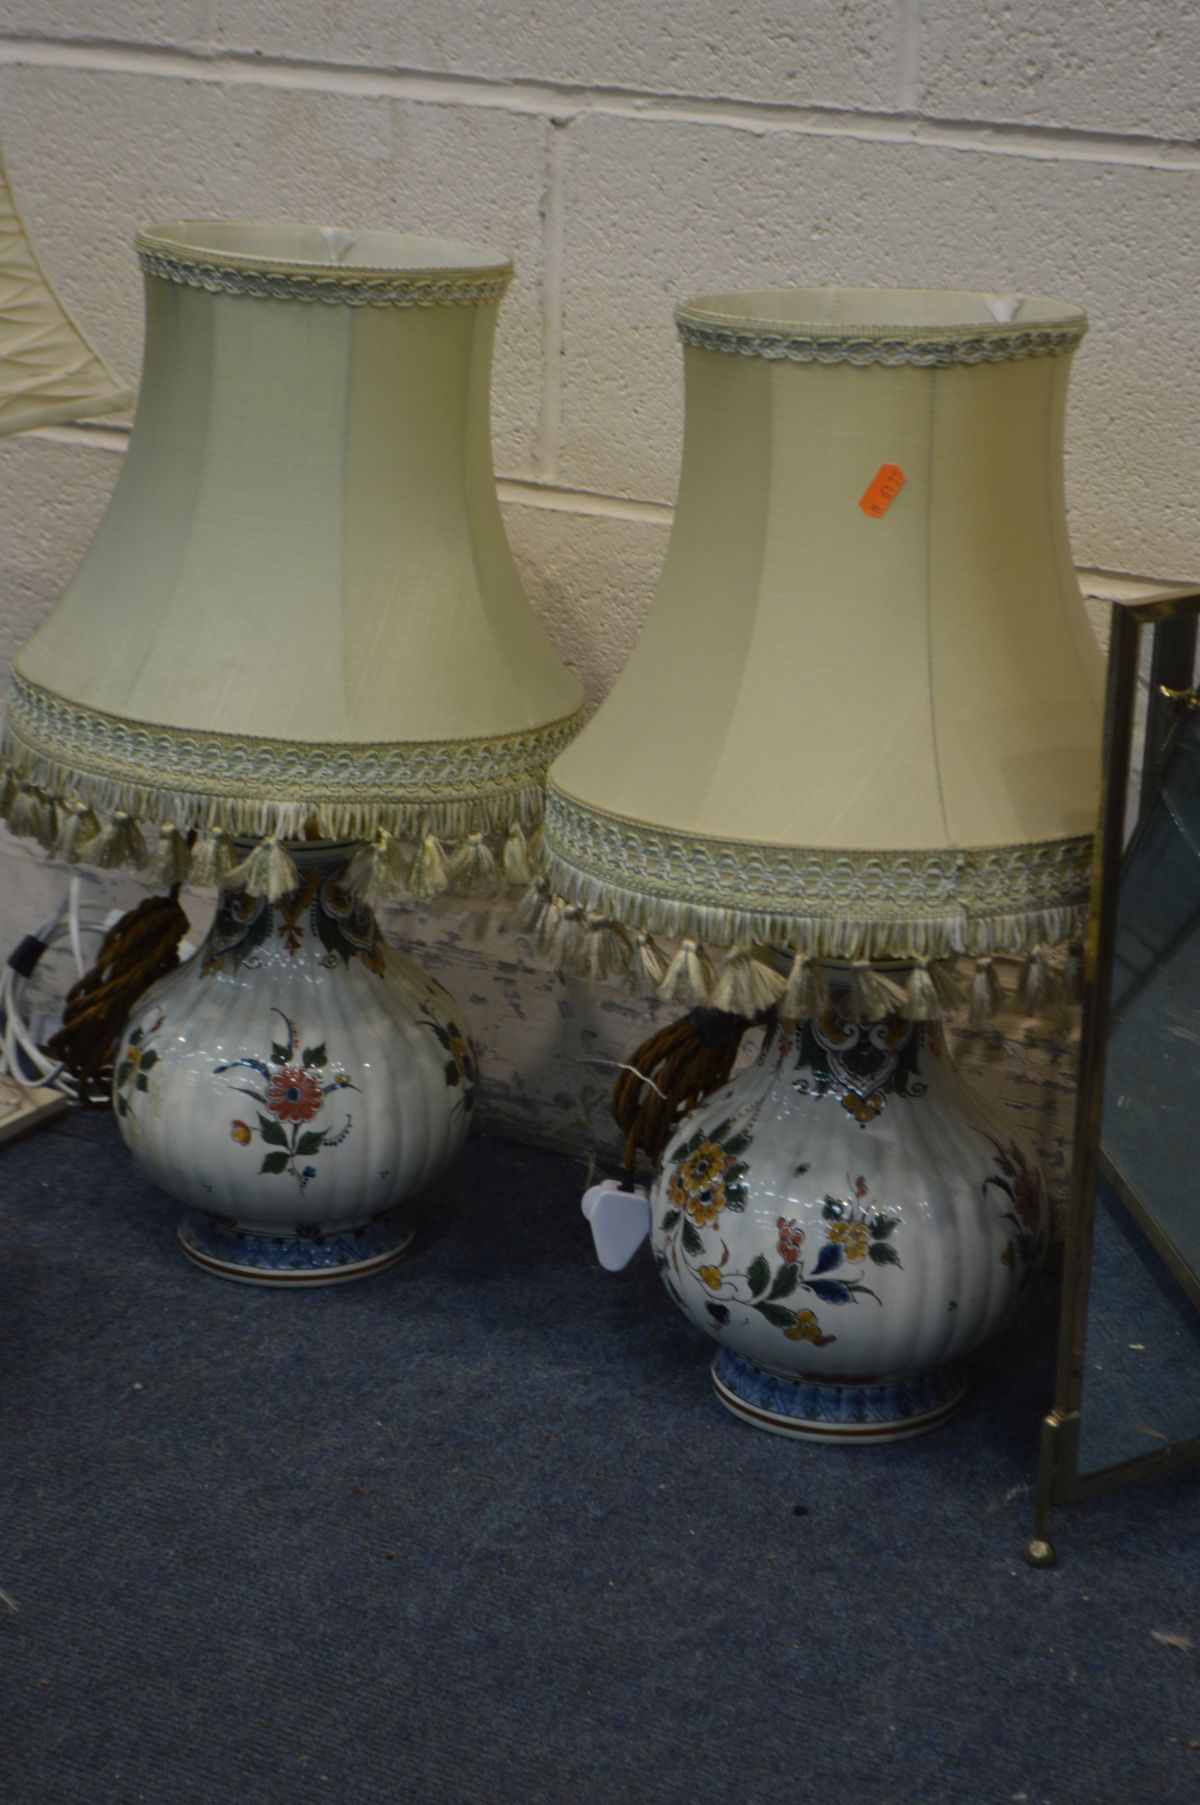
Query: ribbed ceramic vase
114 846 474 1283
652 995 1047 1440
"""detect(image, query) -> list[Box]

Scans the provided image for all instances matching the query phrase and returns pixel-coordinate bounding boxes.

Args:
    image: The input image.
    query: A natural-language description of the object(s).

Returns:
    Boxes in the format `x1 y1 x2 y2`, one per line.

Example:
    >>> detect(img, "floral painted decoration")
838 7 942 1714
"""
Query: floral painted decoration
656 1125 903 1348
215 1007 357 1193
982 1134 1046 1284
419 1014 477 1115
114 1012 164 1121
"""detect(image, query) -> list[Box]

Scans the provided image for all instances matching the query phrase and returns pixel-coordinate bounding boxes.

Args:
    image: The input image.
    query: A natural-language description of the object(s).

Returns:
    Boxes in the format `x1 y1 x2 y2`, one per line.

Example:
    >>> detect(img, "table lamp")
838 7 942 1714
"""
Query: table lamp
0 136 131 434
1 220 583 1284
534 285 1102 1437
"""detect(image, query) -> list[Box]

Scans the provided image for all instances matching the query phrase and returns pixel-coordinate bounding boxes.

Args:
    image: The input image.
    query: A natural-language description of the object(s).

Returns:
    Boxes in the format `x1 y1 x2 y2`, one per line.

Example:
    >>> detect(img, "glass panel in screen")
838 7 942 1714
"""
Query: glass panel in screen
1079 705 1200 1476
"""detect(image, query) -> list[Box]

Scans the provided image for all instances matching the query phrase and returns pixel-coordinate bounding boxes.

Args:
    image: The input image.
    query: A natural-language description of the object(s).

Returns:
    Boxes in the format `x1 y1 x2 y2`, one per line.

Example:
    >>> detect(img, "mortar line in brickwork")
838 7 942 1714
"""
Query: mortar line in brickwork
534 118 570 481
1 36 1198 170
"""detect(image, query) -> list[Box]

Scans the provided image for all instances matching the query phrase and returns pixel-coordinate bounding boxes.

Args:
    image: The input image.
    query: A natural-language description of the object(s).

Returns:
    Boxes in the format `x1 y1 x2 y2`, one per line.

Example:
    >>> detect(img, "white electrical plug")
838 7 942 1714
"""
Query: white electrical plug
581 1180 652 1271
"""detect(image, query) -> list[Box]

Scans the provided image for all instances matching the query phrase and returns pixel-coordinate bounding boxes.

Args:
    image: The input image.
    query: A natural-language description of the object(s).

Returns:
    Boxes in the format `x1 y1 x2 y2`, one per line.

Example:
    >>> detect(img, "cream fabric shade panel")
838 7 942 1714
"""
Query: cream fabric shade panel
2 222 584 878
16 225 580 745
540 286 1103 982
0 140 131 435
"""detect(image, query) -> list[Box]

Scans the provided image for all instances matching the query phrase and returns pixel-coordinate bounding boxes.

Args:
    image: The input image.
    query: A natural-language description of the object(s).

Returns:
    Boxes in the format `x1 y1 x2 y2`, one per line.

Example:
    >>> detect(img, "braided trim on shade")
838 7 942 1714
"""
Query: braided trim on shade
1 679 581 897
136 246 510 309
675 317 1086 367
540 782 1091 964
5 673 582 823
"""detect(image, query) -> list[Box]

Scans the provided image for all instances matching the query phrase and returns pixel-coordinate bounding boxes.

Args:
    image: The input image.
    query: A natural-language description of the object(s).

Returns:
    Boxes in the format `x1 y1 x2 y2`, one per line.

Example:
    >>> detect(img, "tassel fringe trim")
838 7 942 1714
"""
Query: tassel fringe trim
1 764 554 907
518 881 1084 1024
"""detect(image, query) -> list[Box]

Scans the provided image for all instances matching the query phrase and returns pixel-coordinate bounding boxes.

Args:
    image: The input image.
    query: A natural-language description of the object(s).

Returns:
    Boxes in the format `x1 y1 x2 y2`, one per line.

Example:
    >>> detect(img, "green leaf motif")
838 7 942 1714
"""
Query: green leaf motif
724 1184 748 1213
270 1042 291 1065
260 1151 288 1175
754 1301 798 1329
724 1133 749 1158
681 1219 704 1257
134 1074 149 1093
659 1208 681 1233
871 1216 896 1239
116 1062 131 1090
822 1197 843 1221
129 1026 144 1047
257 1113 289 1149
869 1242 902 1268
302 1043 327 1069
138 1049 159 1072
313 907 350 965
769 1262 800 1300
747 1254 771 1298
115 1094 128 1117
296 1129 325 1155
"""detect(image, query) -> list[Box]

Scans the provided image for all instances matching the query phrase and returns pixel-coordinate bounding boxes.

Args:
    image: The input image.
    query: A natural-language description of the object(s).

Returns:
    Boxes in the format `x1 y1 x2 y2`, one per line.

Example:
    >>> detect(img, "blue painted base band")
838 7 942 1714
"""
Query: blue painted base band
178 1209 414 1286
711 1346 968 1442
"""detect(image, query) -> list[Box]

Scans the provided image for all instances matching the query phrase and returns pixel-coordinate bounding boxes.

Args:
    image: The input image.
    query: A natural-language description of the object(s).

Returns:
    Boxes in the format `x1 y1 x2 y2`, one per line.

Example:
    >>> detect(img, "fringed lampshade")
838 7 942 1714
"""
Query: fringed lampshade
2 222 582 895
0 221 583 1284
533 287 1101 1024
532 286 1103 1441
0 138 131 435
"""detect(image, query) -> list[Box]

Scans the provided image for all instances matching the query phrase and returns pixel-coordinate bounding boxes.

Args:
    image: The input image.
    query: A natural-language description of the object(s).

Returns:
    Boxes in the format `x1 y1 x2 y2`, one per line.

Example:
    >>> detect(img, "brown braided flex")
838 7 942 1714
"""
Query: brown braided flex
46 892 190 1105
611 1008 759 1184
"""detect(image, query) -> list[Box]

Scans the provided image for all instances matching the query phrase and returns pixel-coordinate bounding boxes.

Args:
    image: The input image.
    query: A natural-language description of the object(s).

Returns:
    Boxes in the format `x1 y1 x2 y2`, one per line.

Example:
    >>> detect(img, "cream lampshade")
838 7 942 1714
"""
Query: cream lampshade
535 287 1103 1439
1 221 583 1284
0 139 131 435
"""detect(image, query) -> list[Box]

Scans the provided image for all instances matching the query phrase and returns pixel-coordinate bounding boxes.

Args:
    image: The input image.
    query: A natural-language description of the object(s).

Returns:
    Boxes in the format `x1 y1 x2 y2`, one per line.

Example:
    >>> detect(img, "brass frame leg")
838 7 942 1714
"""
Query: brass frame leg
1023 1409 1079 1568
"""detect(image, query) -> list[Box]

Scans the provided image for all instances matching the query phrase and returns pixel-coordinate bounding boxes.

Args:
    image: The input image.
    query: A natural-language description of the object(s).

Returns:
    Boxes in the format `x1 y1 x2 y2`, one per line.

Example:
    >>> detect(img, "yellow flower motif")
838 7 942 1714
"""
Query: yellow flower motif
841 1090 886 1124
698 1265 723 1291
230 1119 252 1146
828 1220 870 1261
666 1140 730 1226
680 1143 726 1188
785 1310 822 1343
126 1045 142 1072
686 1180 726 1227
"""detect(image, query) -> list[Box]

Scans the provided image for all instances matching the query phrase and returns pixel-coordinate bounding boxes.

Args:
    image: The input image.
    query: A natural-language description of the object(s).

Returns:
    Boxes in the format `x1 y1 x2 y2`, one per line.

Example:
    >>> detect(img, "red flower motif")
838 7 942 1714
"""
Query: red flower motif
266 1066 323 1123
777 1217 805 1264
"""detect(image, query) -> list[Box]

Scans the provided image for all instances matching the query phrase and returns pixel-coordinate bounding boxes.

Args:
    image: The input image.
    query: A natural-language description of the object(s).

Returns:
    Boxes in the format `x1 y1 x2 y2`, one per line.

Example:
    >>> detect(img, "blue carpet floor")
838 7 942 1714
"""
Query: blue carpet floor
0 1111 1197 1805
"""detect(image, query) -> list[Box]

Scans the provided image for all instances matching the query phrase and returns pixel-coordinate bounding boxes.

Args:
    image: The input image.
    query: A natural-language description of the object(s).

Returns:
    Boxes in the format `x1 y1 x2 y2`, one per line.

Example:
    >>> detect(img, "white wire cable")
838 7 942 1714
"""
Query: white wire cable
0 876 115 1099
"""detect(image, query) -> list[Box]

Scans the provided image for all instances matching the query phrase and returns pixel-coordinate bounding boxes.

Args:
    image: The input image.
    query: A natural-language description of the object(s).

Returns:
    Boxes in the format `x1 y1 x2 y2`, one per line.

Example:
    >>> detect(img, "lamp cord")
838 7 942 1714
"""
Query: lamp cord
611 1006 760 1183
45 891 190 1106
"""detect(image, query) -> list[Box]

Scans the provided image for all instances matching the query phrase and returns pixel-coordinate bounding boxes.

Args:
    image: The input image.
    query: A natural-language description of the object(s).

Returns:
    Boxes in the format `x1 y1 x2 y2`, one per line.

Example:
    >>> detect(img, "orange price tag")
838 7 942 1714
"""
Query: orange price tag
859 463 906 517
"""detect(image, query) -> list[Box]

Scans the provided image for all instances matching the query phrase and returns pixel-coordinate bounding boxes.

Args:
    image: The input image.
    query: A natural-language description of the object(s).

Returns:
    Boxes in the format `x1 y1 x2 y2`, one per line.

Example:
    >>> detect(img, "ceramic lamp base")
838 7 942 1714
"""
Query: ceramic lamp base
113 843 475 1283
178 1207 414 1287
651 1004 1048 1444
711 1346 968 1443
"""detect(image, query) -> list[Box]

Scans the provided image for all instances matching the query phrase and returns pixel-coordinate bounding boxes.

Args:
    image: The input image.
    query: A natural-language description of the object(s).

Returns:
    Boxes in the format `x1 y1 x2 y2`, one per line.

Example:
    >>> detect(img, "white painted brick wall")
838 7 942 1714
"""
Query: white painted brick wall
1 3 1194 1189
